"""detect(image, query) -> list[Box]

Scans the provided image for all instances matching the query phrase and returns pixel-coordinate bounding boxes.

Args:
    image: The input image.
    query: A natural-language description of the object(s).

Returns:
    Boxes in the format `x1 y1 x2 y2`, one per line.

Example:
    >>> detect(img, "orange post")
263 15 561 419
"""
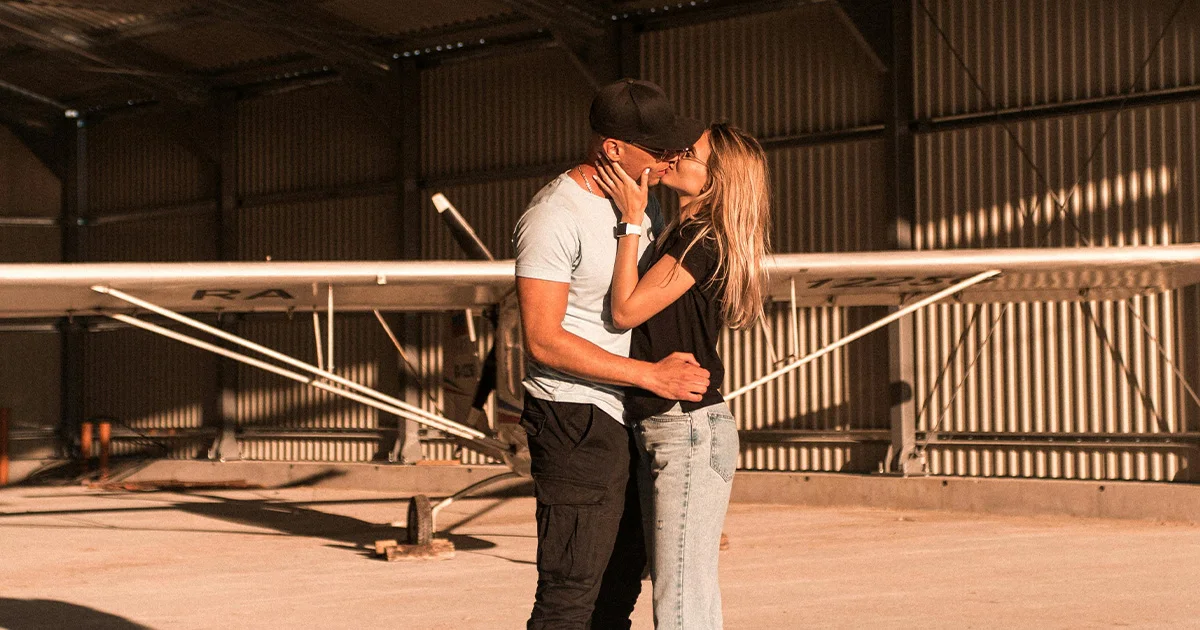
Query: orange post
0 408 10 486
98 421 111 480
80 420 93 474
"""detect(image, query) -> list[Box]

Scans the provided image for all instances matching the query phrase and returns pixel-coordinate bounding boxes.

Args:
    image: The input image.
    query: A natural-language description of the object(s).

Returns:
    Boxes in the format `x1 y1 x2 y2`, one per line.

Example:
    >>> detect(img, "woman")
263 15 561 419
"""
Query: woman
593 123 771 630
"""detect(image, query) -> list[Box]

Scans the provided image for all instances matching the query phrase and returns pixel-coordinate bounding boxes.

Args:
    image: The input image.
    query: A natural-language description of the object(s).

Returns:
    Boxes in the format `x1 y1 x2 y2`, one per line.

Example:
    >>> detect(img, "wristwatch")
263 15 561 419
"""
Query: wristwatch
614 222 643 238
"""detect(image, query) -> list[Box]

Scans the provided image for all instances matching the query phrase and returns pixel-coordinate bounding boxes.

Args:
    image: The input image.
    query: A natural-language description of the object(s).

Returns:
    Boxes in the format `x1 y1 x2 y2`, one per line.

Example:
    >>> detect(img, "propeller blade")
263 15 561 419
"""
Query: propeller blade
431 193 494 261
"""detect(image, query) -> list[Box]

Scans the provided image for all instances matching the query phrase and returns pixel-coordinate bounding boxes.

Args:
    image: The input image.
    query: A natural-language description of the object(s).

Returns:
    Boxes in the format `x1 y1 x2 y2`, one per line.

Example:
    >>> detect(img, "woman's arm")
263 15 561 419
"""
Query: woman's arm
517 276 708 399
594 160 698 330
611 253 695 329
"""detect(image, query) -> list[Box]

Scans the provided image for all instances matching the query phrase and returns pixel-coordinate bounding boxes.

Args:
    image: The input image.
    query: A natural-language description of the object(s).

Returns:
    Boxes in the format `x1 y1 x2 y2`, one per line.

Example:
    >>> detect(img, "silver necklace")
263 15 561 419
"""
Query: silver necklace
575 165 596 195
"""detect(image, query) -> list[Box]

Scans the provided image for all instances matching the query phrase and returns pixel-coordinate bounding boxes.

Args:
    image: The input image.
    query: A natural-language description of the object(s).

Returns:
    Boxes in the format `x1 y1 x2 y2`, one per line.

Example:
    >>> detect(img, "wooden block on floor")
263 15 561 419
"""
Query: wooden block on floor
373 539 399 556
384 539 456 561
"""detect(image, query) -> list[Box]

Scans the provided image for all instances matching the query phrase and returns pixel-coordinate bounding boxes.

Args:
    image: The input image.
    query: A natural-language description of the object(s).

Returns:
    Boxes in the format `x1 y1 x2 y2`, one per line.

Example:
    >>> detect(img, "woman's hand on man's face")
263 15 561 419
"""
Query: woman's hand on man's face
593 153 650 224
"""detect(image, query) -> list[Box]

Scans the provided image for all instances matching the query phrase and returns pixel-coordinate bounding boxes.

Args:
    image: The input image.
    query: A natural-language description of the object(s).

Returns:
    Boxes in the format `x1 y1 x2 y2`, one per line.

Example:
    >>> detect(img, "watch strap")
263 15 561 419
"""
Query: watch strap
615 222 644 237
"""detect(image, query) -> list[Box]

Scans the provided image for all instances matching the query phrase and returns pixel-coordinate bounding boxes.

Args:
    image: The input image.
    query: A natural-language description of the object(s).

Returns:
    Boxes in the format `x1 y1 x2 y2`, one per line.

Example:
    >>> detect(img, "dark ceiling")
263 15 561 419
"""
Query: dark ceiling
0 0 803 132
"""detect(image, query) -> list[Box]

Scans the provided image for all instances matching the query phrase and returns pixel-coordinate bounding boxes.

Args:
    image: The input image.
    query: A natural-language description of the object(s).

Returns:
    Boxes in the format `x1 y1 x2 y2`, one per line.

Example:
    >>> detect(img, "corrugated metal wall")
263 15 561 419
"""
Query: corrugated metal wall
78 115 217 456
86 117 211 215
229 85 402 461
913 0 1200 480
236 86 397 198
0 330 60 458
914 0 1200 119
422 48 593 179
82 328 213 459
642 4 893 472
83 116 217 260
0 127 62 457
234 196 399 261
82 213 219 262
416 48 594 464
0 127 60 263
0 126 60 223
234 315 398 462
413 176 545 464
642 4 884 135
9 1 1199 478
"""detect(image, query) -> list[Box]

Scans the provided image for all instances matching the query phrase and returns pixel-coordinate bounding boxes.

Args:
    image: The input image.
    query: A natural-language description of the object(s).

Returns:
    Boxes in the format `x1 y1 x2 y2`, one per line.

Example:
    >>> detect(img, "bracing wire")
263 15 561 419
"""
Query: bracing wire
914 0 1194 441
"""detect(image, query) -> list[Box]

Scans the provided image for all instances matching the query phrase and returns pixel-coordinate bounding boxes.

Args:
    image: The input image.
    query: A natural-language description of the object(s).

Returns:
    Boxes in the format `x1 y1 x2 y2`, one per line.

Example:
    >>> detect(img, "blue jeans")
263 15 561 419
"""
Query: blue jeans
635 401 738 630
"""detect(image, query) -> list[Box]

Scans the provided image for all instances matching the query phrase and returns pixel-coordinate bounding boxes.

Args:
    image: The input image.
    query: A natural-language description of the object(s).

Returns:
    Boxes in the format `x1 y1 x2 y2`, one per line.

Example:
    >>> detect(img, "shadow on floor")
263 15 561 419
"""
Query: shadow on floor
176 495 405 550
0 598 152 630
3 476 535 560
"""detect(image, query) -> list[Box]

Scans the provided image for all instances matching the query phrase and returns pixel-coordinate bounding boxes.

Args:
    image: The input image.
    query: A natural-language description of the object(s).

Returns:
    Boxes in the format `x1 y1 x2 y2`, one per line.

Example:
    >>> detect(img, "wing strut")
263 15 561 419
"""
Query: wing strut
726 271 1000 401
311 310 325 370
90 286 508 460
373 309 442 412
327 284 335 373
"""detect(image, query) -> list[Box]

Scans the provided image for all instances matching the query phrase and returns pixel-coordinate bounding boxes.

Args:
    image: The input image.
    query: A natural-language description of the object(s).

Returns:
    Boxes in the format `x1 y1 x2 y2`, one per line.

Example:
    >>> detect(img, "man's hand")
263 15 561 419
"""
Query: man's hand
640 352 710 402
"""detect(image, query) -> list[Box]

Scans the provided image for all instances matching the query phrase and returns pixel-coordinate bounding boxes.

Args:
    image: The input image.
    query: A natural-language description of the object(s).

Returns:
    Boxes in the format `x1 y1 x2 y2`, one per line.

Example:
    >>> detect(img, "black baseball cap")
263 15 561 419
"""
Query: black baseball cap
589 78 705 152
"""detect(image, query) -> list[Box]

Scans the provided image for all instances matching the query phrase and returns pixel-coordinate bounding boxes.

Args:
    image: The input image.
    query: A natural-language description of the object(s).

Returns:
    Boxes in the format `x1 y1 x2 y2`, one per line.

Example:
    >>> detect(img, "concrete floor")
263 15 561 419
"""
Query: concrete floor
2 484 1199 629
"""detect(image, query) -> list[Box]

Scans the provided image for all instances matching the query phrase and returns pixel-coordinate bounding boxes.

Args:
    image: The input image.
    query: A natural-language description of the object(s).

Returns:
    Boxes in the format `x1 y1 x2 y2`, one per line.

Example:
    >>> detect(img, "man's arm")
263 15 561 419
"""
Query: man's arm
517 277 709 401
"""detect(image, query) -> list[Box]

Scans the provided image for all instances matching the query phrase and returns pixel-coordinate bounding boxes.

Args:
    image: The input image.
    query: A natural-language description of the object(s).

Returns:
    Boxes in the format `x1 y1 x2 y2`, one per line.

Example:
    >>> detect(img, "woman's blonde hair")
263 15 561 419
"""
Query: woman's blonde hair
671 123 772 329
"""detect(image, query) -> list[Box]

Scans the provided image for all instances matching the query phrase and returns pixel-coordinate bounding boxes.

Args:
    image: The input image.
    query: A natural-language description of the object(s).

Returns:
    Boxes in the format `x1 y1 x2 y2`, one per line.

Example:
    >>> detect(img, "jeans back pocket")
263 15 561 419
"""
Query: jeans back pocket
707 410 739 483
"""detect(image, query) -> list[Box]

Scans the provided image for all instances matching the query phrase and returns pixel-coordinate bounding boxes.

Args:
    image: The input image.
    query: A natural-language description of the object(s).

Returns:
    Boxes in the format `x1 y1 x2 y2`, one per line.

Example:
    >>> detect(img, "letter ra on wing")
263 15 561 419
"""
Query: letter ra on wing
246 289 295 300
192 289 295 300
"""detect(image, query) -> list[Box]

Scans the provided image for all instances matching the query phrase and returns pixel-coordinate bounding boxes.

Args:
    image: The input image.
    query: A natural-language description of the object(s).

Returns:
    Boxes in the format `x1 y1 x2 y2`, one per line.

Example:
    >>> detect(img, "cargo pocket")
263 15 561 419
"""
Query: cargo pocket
708 411 739 483
533 475 615 584
533 474 608 505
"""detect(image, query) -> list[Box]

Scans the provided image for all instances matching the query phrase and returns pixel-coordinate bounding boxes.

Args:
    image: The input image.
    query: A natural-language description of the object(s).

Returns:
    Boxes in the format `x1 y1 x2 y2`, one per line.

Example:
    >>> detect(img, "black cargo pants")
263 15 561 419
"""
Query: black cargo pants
522 395 646 630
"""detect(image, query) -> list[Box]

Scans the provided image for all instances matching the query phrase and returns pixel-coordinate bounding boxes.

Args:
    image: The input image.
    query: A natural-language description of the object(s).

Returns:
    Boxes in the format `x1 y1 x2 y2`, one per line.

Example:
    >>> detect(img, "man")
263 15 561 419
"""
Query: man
513 79 709 629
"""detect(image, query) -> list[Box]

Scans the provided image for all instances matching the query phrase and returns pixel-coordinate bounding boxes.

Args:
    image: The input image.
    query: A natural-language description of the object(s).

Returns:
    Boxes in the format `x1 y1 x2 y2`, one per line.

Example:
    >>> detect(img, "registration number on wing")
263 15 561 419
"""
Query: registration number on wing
804 275 1000 289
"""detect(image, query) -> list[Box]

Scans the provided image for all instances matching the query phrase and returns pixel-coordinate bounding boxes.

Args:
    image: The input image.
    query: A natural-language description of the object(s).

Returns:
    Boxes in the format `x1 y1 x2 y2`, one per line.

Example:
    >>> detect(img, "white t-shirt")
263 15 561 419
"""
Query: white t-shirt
512 172 662 424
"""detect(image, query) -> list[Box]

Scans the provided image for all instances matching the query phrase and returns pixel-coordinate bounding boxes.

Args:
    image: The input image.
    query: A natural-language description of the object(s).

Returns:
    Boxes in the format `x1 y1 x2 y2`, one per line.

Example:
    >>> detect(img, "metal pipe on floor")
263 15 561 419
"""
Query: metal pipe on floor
80 420 93 474
0 407 9 485
98 421 111 480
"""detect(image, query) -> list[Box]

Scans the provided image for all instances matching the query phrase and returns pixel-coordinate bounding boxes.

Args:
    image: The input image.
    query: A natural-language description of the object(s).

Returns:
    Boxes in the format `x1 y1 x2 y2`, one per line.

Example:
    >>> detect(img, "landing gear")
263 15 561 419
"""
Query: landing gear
400 471 522 545
406 495 433 545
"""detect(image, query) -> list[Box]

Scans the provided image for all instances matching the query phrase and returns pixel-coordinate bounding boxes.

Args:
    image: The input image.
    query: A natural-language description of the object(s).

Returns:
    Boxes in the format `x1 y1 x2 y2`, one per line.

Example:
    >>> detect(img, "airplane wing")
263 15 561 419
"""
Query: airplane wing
3 244 1200 318
0 260 515 318
764 244 1200 306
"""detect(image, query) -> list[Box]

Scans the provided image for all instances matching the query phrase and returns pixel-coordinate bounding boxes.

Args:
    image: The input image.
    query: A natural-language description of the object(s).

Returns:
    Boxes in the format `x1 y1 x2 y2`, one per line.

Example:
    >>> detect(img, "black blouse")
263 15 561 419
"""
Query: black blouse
625 221 727 421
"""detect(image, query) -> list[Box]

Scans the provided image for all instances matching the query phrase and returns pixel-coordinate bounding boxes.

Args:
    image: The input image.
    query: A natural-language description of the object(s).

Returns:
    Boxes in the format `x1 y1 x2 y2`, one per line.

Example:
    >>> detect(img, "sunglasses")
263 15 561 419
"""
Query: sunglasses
677 146 707 167
626 141 688 163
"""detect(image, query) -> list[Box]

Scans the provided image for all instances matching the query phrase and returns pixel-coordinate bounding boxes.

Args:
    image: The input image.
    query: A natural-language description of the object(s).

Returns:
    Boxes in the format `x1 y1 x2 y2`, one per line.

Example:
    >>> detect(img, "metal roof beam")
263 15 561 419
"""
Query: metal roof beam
3 0 175 12
633 0 817 30
499 0 610 39
87 6 216 44
206 0 393 75
832 0 890 73
497 0 619 88
0 76 69 113
0 76 71 178
0 4 208 104
0 94 66 179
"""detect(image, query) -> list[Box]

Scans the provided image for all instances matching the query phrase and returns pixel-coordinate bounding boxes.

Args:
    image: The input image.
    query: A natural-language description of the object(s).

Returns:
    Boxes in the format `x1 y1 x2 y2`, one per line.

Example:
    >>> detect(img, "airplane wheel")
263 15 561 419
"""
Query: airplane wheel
406 494 433 546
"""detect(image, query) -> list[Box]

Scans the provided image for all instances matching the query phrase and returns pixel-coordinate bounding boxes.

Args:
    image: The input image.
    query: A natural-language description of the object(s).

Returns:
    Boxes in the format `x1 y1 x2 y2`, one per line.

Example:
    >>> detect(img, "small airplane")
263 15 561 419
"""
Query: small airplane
3 193 1200 544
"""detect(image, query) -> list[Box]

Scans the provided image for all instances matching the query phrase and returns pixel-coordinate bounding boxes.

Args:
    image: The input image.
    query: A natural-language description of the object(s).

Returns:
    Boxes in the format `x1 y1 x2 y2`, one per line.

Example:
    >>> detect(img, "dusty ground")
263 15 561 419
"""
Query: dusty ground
1 484 1199 629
